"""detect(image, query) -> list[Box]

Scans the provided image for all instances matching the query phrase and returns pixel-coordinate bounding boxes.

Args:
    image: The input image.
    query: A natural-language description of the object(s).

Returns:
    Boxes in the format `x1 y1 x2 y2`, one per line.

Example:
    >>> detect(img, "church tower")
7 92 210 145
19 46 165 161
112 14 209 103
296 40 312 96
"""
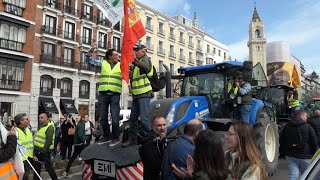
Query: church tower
247 5 267 74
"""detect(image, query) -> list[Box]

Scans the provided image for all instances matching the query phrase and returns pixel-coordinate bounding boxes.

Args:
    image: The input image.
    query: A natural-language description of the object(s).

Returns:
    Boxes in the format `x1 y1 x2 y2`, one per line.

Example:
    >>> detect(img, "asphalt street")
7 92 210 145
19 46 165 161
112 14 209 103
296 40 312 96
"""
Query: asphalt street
61 158 289 180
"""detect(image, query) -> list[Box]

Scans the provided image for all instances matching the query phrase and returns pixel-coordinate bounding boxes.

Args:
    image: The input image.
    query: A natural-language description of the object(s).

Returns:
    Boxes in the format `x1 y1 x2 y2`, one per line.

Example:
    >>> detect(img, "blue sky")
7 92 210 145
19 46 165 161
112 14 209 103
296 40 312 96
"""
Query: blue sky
138 0 320 74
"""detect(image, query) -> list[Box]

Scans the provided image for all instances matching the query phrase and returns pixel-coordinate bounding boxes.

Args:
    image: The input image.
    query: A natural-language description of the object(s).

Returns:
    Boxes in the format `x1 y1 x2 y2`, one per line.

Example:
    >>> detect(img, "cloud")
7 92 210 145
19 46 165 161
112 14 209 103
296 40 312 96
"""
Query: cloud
138 0 191 15
229 0 320 69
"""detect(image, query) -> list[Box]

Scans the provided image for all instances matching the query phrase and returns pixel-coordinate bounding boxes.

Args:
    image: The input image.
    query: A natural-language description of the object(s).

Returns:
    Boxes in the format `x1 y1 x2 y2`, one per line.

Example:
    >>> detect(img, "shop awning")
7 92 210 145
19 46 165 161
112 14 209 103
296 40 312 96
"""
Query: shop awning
60 99 78 114
39 97 59 114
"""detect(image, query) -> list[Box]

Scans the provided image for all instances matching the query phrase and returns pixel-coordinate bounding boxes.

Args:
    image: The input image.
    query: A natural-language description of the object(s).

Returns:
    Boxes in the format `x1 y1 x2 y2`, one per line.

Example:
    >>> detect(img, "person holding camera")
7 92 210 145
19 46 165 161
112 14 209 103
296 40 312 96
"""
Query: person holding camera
60 114 76 160
33 113 58 180
229 71 252 122
139 116 167 180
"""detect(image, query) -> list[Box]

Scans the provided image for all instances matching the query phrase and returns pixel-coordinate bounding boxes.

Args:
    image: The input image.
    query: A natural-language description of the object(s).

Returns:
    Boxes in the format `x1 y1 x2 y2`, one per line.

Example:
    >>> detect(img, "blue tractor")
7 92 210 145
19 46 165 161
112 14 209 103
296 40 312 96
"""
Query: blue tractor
149 60 279 175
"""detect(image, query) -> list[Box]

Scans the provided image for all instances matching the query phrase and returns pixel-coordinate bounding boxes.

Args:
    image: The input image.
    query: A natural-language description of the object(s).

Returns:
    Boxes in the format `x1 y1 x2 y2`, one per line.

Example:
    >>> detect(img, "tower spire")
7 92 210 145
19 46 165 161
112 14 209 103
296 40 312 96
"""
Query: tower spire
252 2 261 22
193 12 198 27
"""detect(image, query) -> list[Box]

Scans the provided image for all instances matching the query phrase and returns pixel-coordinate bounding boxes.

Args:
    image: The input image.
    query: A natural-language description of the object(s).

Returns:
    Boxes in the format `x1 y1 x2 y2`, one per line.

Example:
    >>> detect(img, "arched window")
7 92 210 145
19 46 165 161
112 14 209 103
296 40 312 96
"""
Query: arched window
40 75 54 96
255 29 261 38
79 80 90 99
60 78 73 97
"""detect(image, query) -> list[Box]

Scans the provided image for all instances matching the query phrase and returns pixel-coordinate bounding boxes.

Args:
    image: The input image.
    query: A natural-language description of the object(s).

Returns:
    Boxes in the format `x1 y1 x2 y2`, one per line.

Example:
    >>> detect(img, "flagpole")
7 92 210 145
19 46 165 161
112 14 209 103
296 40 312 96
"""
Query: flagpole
87 24 114 53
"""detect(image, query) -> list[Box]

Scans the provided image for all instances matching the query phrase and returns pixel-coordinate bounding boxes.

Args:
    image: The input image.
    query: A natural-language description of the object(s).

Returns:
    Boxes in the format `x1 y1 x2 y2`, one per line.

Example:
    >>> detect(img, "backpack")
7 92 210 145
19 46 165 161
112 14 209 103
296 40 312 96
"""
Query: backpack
147 66 166 92
286 125 304 149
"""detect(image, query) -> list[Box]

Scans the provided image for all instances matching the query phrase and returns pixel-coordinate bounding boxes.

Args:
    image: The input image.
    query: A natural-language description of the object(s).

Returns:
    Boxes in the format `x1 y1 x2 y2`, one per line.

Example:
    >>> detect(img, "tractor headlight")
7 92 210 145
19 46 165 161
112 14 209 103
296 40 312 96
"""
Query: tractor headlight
229 93 236 100
166 106 176 126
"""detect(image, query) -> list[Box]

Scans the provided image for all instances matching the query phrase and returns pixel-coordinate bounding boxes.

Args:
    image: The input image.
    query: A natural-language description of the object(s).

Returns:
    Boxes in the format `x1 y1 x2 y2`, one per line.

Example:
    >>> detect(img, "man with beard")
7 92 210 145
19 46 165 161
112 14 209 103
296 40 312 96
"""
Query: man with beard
139 116 167 180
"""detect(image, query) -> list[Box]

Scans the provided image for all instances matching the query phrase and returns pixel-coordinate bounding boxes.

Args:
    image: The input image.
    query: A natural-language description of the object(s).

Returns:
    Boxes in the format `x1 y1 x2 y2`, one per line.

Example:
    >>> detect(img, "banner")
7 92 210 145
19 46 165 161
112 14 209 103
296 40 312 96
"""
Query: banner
93 0 124 25
120 0 146 82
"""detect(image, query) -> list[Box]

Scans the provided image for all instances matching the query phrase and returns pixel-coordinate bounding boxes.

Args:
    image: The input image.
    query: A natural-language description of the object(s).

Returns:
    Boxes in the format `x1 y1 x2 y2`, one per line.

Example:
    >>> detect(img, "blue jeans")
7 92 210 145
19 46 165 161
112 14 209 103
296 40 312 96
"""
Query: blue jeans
128 97 151 140
232 104 251 123
286 156 310 180
98 91 120 139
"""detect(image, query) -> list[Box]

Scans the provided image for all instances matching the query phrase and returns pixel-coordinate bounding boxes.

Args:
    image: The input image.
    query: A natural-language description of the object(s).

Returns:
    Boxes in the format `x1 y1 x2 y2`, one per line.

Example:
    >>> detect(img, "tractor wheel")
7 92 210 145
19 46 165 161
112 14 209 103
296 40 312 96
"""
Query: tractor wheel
253 108 279 176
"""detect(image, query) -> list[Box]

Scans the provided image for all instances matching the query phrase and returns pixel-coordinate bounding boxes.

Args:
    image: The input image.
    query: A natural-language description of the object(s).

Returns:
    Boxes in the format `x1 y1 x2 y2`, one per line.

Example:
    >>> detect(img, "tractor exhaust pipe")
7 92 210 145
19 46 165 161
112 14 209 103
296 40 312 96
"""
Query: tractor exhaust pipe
162 64 172 98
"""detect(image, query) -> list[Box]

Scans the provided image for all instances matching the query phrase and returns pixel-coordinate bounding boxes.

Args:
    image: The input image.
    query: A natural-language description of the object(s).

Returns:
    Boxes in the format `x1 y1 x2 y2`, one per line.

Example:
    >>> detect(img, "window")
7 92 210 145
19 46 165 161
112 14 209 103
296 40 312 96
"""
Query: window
255 29 261 38
158 22 164 35
189 52 193 63
170 27 174 37
98 32 107 48
179 32 184 42
224 52 227 60
0 23 26 51
82 27 92 44
64 22 75 40
63 48 74 67
0 59 24 91
146 36 152 50
213 47 216 54
169 45 174 57
218 50 221 56
79 80 90 99
40 75 54 95
158 41 164 54
207 45 210 53
159 60 164 72
44 15 57 35
0 102 12 117
3 0 25 16
170 63 174 75
60 78 72 97
83 5 92 19
42 42 55 56
146 17 152 30
114 21 121 31
113 36 121 52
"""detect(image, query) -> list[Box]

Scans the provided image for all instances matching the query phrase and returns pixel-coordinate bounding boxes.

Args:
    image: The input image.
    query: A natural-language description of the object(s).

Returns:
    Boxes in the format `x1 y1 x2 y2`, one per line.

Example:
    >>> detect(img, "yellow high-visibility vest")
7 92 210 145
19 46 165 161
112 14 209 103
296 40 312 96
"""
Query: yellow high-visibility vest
99 60 122 93
34 123 54 149
132 66 153 95
16 128 33 161
227 82 239 94
289 95 300 108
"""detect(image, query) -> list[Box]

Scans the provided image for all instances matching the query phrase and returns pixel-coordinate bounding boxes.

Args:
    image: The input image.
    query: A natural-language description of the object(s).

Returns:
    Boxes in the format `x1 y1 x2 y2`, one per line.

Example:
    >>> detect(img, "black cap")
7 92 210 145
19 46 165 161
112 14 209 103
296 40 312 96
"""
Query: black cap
133 44 147 52
234 71 244 79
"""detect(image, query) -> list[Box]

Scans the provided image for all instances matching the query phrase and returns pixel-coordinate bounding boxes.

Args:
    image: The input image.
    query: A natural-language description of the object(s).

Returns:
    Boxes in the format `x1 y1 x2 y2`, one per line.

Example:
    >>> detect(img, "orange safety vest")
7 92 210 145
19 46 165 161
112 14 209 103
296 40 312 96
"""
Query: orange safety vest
0 161 18 180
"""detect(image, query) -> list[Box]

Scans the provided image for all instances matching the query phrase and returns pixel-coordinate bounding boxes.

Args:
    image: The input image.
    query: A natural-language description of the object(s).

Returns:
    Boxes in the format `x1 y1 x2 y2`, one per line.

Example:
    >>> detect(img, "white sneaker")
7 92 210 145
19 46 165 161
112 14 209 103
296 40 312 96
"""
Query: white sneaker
63 172 69 178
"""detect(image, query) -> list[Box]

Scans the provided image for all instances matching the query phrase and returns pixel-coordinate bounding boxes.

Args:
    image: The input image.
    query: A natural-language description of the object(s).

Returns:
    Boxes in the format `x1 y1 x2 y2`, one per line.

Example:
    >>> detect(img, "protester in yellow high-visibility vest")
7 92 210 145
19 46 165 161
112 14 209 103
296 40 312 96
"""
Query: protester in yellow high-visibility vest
33 113 58 180
0 126 18 180
14 113 33 180
288 89 300 115
122 44 153 147
87 48 122 147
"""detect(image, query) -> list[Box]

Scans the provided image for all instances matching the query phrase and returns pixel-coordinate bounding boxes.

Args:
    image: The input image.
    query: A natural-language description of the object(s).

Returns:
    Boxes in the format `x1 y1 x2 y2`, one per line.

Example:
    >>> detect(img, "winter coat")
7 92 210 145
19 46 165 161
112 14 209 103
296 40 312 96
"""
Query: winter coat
61 119 76 144
0 135 17 163
139 130 166 180
280 117 318 159
307 115 320 145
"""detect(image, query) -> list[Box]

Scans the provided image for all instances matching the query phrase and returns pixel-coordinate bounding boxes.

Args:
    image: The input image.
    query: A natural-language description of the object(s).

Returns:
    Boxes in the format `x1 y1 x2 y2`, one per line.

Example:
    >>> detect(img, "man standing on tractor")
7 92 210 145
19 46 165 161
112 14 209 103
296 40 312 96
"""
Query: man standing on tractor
122 44 153 147
230 71 252 122
288 89 300 116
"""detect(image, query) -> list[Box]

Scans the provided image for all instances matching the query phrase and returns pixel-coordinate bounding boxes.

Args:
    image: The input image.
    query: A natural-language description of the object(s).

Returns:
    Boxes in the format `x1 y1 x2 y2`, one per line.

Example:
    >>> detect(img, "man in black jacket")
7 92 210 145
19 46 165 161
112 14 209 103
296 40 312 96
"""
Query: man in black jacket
280 110 318 180
139 116 167 180
307 109 320 146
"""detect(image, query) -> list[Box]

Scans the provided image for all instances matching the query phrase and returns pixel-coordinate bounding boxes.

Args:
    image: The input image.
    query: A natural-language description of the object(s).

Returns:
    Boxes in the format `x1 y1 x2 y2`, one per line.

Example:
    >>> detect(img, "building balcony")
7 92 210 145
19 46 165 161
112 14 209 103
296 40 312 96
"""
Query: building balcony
40 54 76 69
81 13 96 22
111 44 121 53
63 31 76 41
188 42 194 48
98 41 107 49
146 24 153 32
179 54 185 63
179 38 185 45
196 59 203 66
79 61 97 72
97 18 112 28
188 58 194 65
169 34 176 41
146 43 153 52
63 5 79 16
197 45 202 52
157 48 165 56
42 25 57 36
80 37 93 45
4 3 23 16
61 58 74 68
0 79 22 91
0 38 23 52
169 51 176 59
40 88 53 96
43 0 61 11
60 91 72 98
157 29 165 37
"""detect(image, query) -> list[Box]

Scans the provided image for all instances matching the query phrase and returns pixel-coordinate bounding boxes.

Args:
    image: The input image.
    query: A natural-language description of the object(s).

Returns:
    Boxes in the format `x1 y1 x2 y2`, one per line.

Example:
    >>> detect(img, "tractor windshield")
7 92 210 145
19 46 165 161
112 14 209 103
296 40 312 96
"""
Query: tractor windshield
181 73 225 97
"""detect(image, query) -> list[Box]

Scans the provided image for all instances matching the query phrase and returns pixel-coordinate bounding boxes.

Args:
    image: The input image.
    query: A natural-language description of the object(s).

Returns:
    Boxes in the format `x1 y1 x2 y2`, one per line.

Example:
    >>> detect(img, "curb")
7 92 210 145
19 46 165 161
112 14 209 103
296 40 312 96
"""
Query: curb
29 165 82 179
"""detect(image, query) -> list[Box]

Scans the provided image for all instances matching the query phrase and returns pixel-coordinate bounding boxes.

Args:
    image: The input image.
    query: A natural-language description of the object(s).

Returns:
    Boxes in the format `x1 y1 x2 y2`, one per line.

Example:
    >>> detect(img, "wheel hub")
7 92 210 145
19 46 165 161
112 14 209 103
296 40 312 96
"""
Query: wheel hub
265 124 276 162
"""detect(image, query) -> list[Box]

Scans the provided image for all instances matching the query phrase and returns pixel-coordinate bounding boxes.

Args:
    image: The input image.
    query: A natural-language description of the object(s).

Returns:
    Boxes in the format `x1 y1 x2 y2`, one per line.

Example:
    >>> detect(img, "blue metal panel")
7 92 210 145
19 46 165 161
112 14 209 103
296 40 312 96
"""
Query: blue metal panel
249 98 264 125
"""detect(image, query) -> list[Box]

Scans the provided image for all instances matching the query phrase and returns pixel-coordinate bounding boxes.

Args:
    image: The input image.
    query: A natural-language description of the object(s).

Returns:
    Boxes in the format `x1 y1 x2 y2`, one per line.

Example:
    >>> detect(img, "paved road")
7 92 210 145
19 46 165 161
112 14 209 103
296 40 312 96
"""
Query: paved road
64 158 288 180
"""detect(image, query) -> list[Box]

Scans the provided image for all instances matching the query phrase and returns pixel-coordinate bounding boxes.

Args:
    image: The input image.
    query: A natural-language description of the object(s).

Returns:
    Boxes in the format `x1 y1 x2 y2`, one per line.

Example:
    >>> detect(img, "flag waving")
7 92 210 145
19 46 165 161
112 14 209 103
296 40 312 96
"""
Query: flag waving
92 0 124 25
121 0 146 82
291 65 301 88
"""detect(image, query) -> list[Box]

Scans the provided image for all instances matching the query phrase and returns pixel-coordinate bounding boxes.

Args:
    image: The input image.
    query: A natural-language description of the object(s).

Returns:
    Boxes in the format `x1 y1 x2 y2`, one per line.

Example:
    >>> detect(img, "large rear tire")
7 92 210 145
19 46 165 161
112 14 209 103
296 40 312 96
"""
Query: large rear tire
253 108 279 176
